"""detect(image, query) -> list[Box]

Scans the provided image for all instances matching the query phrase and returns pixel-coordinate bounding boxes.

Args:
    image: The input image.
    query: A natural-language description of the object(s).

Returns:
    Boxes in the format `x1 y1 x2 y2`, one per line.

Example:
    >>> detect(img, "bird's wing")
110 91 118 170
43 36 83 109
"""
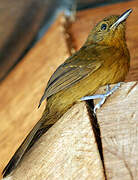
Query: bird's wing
38 47 103 107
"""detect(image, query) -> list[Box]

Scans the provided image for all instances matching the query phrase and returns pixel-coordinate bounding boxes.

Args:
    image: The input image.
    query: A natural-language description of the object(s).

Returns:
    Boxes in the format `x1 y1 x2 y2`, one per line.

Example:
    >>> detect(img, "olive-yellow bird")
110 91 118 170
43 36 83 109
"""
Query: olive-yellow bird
3 9 132 177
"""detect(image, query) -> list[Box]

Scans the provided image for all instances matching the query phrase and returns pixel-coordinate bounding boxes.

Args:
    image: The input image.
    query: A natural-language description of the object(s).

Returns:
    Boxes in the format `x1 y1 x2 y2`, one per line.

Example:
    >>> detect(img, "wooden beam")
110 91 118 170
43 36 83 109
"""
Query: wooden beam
96 82 138 180
3 102 105 180
0 0 138 179
3 82 137 180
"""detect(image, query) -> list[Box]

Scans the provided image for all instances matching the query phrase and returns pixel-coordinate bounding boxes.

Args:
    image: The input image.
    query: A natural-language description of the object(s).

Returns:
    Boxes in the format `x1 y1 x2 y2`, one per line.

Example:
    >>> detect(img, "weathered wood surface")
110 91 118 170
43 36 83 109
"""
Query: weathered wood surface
96 82 138 180
3 82 138 180
0 0 138 179
4 102 105 180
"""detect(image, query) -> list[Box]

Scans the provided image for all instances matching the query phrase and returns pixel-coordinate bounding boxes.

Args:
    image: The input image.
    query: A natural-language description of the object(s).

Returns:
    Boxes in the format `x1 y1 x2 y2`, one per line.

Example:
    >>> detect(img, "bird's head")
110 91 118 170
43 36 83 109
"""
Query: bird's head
86 9 132 48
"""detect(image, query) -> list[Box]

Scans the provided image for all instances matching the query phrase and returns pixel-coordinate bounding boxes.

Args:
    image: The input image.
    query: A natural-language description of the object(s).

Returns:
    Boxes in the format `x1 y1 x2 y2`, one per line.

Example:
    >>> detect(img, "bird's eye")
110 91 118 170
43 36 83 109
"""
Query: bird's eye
101 23 107 30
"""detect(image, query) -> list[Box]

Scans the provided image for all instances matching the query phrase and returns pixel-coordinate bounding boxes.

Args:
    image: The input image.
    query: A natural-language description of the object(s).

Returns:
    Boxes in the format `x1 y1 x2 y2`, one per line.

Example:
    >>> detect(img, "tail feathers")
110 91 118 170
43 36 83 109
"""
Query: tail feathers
25 126 52 153
2 150 21 178
2 121 52 178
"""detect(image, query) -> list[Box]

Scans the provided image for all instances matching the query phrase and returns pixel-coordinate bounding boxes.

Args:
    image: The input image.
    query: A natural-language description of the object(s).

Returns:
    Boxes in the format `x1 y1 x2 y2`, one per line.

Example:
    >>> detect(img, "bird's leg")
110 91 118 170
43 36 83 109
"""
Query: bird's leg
80 82 122 113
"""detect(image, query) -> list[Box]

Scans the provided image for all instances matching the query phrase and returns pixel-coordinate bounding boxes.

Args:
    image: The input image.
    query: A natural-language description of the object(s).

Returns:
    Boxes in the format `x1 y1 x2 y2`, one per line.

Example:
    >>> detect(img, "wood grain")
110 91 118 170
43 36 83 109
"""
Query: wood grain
96 82 138 180
3 82 138 180
3 102 105 180
0 0 138 179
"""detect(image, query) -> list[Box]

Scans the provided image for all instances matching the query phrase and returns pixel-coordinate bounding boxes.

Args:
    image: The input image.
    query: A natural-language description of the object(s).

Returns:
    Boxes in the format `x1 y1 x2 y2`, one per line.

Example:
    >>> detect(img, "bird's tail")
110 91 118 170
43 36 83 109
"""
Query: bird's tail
2 109 52 178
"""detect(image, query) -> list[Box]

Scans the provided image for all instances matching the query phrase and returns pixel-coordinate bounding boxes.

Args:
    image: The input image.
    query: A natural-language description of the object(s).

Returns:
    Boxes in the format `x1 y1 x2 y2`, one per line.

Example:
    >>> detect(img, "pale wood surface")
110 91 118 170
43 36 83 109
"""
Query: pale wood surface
4 102 105 180
3 82 138 180
0 0 138 179
96 82 138 180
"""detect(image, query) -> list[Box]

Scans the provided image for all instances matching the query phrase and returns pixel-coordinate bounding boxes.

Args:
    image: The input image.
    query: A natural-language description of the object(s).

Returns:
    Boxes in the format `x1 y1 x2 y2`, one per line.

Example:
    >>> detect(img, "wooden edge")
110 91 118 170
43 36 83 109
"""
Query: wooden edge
1 2 138 176
96 81 138 180
0 13 71 177
3 81 138 180
3 102 105 180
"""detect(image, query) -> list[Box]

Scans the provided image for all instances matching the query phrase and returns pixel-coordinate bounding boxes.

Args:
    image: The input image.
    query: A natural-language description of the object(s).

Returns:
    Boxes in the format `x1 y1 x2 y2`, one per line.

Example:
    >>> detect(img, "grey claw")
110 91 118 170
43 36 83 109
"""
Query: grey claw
80 82 122 113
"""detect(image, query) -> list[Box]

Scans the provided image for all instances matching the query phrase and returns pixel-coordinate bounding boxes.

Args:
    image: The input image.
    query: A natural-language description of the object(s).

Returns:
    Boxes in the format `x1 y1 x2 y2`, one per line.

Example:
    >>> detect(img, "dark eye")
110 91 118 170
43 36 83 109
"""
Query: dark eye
101 23 107 30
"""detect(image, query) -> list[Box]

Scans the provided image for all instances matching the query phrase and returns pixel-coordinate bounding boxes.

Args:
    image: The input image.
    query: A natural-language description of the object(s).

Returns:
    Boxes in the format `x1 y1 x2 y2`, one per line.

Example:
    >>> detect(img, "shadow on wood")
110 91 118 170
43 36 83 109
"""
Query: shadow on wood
1 0 138 179
3 82 138 180
4 102 105 180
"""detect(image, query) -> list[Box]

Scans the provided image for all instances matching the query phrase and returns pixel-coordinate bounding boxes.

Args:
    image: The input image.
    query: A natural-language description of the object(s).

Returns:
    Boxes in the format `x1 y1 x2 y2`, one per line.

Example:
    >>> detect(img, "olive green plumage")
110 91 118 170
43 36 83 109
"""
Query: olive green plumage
3 10 131 177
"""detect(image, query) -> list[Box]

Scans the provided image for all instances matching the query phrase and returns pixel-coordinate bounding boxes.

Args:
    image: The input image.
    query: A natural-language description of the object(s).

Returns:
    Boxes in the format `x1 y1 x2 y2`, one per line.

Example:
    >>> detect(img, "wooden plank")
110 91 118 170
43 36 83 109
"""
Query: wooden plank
0 14 71 177
0 0 138 179
3 82 138 180
68 0 138 82
3 102 105 180
96 82 138 179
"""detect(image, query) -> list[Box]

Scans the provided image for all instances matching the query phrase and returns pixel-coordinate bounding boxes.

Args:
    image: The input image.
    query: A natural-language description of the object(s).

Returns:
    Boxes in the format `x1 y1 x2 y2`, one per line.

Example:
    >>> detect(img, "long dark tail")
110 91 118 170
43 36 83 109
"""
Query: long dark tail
2 111 52 178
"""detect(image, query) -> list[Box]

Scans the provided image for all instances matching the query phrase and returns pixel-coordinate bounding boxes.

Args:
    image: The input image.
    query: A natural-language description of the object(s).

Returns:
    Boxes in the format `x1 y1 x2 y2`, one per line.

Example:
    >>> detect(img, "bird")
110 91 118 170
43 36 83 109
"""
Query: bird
3 8 132 177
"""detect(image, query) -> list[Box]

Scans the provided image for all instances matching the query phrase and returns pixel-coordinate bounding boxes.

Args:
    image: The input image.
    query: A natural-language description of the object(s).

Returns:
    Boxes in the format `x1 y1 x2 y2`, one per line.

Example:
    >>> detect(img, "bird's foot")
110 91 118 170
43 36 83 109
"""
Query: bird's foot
80 82 122 114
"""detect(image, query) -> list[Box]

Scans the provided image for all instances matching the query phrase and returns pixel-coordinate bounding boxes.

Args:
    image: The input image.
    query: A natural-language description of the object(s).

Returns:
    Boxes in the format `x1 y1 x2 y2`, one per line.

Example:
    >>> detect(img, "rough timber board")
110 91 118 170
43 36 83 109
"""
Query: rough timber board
96 82 138 180
3 102 105 180
3 82 138 180
1 0 138 179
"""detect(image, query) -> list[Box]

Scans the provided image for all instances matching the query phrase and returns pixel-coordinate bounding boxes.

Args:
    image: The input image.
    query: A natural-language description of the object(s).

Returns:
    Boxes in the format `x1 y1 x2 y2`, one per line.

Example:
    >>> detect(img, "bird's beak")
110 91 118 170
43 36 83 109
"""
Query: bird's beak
110 9 132 29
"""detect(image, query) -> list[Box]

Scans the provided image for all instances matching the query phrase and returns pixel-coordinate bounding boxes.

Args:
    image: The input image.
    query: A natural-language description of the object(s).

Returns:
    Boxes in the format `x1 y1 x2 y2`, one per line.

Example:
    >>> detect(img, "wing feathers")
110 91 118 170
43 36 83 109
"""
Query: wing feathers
38 45 105 107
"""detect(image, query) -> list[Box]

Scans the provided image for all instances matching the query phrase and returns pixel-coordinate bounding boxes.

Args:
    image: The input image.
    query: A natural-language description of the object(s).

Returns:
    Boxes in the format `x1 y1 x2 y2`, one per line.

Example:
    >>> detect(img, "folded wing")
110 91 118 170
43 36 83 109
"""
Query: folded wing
38 47 103 107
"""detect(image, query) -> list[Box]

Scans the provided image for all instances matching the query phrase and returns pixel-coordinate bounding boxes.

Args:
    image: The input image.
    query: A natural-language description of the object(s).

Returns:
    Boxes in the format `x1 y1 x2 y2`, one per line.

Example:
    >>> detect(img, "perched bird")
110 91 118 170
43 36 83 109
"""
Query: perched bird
3 9 132 177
